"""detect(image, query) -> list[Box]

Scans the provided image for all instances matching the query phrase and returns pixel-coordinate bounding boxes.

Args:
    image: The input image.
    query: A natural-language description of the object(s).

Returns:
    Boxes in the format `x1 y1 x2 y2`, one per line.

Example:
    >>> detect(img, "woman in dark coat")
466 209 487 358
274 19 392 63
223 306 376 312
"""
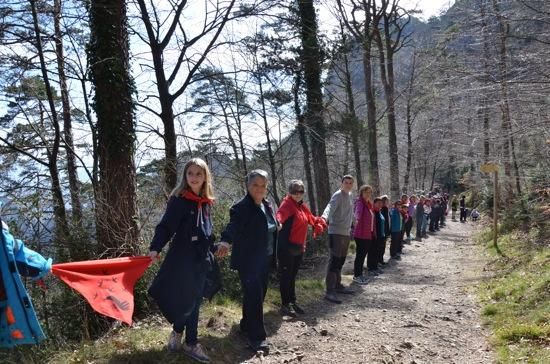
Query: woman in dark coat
218 169 278 354
148 158 225 363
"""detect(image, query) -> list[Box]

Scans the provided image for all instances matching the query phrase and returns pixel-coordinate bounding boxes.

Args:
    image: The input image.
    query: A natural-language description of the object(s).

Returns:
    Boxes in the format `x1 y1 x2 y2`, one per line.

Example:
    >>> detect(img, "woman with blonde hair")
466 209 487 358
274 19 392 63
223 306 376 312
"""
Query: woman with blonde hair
352 184 377 284
148 158 225 363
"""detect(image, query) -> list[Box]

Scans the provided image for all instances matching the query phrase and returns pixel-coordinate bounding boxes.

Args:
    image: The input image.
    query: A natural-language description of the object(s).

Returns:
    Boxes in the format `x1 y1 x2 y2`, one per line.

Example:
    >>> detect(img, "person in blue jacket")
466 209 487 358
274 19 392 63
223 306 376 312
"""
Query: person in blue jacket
148 158 226 363
389 201 403 260
1 219 51 348
218 169 278 354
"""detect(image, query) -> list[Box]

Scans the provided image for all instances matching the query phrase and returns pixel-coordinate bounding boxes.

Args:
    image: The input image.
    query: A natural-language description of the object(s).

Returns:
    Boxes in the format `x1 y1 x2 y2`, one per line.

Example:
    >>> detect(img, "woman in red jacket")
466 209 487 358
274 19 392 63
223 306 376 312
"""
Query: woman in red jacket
276 180 326 317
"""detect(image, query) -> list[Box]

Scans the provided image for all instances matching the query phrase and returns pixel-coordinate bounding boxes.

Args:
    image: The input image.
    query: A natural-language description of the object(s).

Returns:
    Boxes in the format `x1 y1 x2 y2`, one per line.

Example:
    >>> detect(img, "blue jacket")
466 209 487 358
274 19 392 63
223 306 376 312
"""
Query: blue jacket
221 194 277 274
390 208 403 233
148 196 214 324
374 210 386 239
1 221 50 348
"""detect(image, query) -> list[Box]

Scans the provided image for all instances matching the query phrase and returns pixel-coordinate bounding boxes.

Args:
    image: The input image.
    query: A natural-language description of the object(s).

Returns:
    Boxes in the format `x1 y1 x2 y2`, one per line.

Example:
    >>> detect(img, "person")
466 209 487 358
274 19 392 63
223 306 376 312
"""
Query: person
440 195 448 227
322 175 355 304
471 208 480 221
451 195 459 221
390 201 403 260
148 158 223 363
276 180 326 317
380 195 391 264
459 195 466 222
219 170 277 353
422 198 431 238
415 196 425 242
429 198 441 232
405 195 417 242
352 185 377 285
373 197 387 268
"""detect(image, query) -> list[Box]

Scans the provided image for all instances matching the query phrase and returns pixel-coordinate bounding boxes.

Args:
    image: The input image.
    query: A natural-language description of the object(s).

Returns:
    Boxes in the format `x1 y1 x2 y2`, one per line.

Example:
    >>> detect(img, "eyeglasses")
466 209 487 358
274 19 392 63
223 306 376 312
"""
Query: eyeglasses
291 190 305 195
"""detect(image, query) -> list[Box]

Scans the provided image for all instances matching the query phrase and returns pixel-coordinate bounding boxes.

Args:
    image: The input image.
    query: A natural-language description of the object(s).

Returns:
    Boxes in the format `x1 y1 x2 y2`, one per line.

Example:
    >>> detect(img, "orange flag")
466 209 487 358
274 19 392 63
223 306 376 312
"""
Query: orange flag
51 256 152 325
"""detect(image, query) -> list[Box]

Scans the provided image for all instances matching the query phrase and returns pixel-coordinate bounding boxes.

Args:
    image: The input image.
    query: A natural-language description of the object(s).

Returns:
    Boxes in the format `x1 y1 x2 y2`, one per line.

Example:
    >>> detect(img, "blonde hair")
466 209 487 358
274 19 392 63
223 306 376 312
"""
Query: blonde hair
358 184 373 199
171 158 215 199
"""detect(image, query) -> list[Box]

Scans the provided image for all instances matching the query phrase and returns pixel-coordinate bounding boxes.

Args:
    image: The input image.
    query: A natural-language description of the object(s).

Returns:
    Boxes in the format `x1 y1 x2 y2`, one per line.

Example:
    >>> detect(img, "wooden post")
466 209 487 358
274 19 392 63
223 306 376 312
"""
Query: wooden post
493 170 498 251
480 163 501 254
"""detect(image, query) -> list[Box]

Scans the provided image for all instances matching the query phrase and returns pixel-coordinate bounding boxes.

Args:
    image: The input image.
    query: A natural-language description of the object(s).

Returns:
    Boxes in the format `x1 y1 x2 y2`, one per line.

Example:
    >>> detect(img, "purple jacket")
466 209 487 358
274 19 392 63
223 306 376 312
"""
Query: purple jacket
353 198 376 240
407 203 416 220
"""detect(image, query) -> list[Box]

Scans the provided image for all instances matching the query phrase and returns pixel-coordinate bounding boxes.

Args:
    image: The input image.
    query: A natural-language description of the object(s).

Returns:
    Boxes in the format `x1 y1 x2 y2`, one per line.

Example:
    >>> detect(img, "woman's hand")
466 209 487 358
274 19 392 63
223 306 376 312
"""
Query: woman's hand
148 250 160 262
214 242 230 258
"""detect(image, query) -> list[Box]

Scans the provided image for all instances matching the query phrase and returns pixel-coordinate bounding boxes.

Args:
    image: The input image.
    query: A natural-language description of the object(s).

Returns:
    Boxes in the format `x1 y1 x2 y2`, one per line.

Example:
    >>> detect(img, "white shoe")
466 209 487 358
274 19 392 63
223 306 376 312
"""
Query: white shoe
167 330 182 352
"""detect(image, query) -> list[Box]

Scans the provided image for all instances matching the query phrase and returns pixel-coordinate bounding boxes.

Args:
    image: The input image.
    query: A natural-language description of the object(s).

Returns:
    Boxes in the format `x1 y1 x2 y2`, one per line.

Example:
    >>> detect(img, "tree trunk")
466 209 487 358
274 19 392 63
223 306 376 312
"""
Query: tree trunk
479 0 492 162
403 51 417 194
297 0 331 210
89 0 139 255
30 0 70 246
375 19 400 200
363 47 381 194
257 74 280 205
293 73 317 214
340 26 364 186
492 0 514 201
54 0 83 226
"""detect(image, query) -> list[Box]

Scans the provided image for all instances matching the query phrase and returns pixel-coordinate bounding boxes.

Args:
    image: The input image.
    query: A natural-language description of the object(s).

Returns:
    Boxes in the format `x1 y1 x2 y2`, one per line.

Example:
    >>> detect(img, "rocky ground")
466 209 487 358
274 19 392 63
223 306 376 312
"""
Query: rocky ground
237 219 495 364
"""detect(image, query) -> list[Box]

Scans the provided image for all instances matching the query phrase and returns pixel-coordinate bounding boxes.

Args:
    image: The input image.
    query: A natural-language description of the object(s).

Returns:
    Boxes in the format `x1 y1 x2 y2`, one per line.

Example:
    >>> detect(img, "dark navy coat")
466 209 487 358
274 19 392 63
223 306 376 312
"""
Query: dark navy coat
221 194 277 274
148 196 213 324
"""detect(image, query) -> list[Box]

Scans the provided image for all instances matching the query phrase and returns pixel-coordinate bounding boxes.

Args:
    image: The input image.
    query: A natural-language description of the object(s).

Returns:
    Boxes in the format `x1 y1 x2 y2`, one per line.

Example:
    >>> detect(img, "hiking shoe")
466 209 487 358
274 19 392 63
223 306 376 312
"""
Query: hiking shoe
324 292 342 304
280 304 297 317
249 339 270 353
335 285 355 294
367 269 379 277
183 343 210 363
391 255 401 261
352 275 369 285
167 330 182 352
290 302 305 315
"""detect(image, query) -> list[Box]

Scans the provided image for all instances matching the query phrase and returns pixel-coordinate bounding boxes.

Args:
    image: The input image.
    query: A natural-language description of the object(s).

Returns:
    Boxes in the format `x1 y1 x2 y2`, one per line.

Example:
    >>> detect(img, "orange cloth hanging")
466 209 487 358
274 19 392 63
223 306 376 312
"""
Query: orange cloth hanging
51 256 152 325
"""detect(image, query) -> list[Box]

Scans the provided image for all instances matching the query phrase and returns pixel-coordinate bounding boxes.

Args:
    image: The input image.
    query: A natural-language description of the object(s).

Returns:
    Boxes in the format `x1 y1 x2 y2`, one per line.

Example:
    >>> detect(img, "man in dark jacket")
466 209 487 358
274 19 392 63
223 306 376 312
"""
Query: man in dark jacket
219 170 277 353
459 195 466 222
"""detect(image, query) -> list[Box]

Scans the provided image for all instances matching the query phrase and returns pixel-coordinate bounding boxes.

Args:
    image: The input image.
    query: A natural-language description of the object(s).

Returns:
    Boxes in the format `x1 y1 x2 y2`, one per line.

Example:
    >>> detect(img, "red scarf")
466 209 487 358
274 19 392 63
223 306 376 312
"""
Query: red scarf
181 190 213 208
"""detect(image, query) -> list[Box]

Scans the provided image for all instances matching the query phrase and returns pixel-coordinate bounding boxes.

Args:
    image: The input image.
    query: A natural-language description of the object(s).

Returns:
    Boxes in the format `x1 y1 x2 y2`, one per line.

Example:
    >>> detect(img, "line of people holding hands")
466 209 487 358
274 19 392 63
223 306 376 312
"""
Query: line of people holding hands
146 158 449 363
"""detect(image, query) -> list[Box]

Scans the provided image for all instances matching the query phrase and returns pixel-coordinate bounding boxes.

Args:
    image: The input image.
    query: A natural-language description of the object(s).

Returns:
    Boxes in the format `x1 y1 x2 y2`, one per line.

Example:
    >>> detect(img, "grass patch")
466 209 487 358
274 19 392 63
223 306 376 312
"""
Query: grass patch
476 226 550 363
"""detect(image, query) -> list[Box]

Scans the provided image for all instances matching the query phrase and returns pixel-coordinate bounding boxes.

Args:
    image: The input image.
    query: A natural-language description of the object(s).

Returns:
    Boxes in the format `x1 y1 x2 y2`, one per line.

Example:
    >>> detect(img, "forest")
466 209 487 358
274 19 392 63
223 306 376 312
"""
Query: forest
0 0 549 362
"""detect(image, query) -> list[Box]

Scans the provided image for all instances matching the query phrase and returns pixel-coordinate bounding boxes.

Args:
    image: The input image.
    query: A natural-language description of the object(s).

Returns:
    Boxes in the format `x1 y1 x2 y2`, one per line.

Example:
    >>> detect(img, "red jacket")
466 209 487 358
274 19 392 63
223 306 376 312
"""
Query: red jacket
276 196 326 253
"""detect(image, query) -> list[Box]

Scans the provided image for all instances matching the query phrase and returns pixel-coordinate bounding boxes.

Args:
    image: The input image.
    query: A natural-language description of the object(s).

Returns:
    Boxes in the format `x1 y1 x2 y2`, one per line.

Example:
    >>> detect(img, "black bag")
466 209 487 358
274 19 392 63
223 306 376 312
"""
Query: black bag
203 251 222 301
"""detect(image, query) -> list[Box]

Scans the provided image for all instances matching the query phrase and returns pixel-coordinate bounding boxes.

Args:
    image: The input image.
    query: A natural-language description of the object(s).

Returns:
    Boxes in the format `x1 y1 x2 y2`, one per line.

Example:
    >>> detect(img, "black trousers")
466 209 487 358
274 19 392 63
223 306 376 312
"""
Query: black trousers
460 208 467 222
238 257 271 342
390 232 402 257
278 248 303 306
354 238 377 276
404 217 413 238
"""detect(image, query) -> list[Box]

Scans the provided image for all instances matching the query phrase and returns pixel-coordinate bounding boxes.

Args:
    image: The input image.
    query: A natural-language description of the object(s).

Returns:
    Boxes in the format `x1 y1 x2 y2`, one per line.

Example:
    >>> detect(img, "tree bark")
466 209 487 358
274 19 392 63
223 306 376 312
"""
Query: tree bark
257 73 281 205
297 0 331 210
293 73 317 214
492 0 514 201
89 0 139 255
53 0 83 226
30 0 70 245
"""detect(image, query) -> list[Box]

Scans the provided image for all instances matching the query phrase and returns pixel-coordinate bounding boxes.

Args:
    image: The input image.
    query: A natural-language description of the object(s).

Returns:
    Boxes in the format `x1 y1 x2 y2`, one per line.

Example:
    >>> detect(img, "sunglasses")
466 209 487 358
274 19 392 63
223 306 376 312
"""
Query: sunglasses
291 190 305 195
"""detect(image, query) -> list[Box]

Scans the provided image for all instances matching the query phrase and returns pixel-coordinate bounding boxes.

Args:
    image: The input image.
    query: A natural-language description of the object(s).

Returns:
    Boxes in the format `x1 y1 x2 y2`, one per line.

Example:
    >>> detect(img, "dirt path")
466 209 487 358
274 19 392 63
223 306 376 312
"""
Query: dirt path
243 219 494 364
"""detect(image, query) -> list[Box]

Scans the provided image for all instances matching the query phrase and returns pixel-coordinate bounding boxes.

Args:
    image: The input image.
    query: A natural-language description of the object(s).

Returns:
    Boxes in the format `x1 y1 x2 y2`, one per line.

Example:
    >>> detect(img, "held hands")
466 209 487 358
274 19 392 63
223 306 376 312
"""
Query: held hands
214 242 230 258
148 250 160 262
